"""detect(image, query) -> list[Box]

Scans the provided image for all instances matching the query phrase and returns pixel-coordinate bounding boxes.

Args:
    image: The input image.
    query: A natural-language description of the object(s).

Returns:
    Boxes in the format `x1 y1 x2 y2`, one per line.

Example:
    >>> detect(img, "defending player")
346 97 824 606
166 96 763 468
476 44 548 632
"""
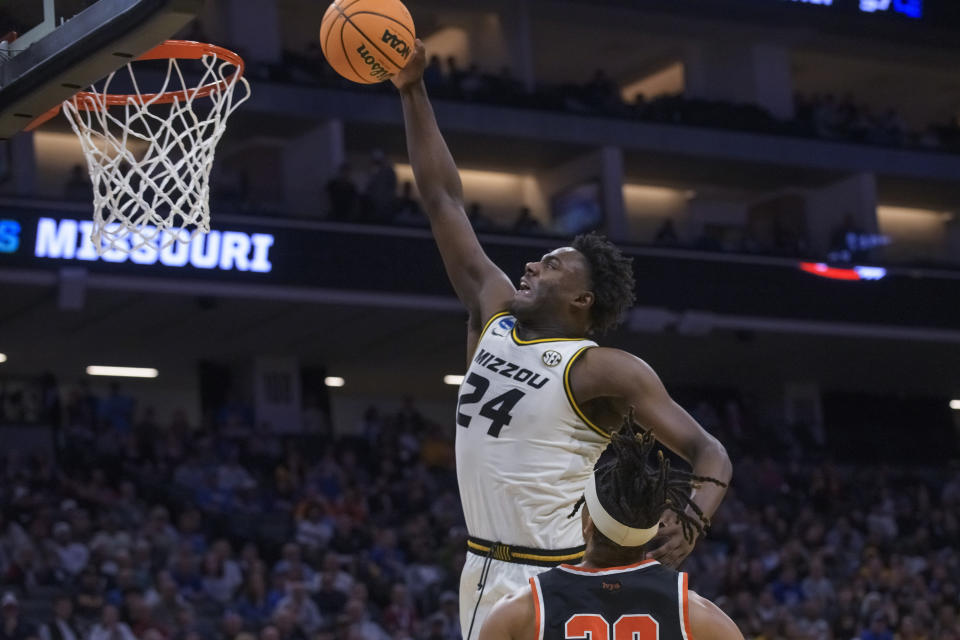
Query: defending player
479 420 743 640
391 41 732 639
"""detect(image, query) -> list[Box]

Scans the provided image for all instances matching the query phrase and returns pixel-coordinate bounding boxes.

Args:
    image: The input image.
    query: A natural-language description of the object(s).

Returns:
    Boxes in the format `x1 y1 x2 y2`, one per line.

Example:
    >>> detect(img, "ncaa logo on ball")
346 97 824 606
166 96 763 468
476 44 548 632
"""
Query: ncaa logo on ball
381 29 410 58
542 350 562 367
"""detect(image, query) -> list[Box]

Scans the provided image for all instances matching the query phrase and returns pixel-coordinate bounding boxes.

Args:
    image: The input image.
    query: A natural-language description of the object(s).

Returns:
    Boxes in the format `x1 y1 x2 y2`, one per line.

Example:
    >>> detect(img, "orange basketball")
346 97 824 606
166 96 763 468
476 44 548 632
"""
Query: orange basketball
320 0 416 84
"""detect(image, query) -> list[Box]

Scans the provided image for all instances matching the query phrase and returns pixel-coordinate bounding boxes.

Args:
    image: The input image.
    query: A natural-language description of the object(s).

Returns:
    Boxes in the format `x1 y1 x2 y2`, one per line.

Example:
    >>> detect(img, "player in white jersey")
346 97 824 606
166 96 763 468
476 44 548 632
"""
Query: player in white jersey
391 42 732 640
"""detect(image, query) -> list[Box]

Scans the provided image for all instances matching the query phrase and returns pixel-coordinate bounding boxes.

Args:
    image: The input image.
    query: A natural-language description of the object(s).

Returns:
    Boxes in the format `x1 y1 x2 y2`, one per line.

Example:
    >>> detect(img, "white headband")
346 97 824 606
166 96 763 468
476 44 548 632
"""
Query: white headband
584 473 660 547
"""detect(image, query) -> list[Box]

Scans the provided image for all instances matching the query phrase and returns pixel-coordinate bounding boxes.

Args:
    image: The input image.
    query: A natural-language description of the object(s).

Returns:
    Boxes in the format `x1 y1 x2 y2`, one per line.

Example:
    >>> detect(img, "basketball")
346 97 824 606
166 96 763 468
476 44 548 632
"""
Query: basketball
320 0 416 84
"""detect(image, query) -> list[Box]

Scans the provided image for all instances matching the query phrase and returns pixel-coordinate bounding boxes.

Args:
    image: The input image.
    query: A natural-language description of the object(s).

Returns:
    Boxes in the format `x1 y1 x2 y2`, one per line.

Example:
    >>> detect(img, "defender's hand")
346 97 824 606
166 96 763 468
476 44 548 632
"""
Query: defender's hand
391 39 426 91
645 511 697 568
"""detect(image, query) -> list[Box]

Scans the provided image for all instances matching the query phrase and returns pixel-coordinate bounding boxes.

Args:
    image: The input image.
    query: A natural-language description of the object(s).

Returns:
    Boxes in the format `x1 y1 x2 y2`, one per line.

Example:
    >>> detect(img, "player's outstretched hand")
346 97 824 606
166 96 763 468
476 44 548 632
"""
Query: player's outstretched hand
645 511 696 568
391 39 426 91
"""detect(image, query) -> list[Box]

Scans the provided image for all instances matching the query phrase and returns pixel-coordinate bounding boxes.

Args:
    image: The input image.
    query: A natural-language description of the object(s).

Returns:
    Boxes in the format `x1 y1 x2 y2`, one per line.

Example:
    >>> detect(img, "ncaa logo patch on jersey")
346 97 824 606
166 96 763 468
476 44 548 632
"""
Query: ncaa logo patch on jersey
542 350 562 367
492 317 516 337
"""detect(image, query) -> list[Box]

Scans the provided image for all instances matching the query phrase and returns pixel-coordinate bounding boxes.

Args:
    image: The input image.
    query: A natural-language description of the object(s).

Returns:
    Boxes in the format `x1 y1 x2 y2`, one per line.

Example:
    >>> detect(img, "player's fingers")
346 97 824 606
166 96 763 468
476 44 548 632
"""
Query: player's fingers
651 547 675 566
646 540 674 562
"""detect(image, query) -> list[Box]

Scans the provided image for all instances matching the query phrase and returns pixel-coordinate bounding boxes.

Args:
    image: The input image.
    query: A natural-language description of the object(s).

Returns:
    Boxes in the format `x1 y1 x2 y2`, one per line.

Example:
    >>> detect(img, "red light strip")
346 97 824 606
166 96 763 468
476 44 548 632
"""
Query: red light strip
798 262 861 281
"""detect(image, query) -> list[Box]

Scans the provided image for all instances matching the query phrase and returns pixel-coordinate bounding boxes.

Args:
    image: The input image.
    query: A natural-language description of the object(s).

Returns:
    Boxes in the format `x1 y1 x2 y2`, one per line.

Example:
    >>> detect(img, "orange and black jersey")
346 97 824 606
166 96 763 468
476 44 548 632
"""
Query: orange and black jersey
529 560 693 640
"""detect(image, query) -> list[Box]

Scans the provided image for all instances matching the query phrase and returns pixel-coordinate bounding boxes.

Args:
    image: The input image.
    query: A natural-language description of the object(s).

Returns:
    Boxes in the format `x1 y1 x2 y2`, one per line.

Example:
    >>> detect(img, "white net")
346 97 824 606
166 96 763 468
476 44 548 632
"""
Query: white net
62 46 251 255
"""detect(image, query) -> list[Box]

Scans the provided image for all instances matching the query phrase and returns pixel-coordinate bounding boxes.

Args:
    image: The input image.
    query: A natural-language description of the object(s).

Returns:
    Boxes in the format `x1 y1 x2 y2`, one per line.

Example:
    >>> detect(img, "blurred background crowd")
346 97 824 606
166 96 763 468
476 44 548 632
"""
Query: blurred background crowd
1 383 958 640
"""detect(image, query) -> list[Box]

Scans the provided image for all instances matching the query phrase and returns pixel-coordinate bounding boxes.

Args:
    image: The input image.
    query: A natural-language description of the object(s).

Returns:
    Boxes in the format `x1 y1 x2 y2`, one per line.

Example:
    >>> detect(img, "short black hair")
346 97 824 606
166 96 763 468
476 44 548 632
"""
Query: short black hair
571 414 726 549
571 233 636 334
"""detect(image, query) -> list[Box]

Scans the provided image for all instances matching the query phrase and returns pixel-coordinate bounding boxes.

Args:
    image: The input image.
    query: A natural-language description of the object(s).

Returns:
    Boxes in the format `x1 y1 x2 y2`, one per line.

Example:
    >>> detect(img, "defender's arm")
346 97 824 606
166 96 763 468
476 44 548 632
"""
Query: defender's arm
478 588 537 640
689 590 745 640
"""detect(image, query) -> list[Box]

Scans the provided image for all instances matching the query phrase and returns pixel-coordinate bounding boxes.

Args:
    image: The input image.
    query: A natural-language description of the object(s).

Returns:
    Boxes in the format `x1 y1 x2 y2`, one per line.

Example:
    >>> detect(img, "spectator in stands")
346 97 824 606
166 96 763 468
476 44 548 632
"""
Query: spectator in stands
99 384 135 434
771 564 804 607
362 150 397 223
434 591 459 640
392 181 424 226
175 510 206 556
312 570 347 619
3 544 51 591
511 207 542 235
273 545 313 585
270 609 305 640
653 219 680 246
879 109 906 146
257 626 278 640
466 202 494 231
861 611 894 640
218 612 244 640
217 450 256 493
422 55 444 92
325 164 358 221
72 570 105 627
369 530 404 583
491 66 523 103
200 552 238 606
89 514 131 558
39 595 80 640
444 57 463 96
0 593 35 640
584 69 622 113
87 605 135 640
341 599 388 640
294 504 332 556
273 582 322 636
423 613 448 640
123 590 160 639
457 64 485 100
48 522 88 578
235 571 272 627
801 555 834 602
381 583 417 637
143 507 179 557
145 571 185 631
170 548 204 600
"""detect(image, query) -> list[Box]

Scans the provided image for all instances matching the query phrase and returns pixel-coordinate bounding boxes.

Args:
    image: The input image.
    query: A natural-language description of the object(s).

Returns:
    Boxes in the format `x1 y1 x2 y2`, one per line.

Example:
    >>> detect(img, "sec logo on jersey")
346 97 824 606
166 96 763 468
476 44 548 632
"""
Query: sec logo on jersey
542 350 562 367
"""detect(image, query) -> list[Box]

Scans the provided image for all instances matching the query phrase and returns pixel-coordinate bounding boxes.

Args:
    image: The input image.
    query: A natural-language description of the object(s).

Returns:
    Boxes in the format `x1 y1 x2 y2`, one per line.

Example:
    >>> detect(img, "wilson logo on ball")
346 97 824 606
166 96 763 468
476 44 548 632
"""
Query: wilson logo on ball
355 44 392 80
381 29 410 58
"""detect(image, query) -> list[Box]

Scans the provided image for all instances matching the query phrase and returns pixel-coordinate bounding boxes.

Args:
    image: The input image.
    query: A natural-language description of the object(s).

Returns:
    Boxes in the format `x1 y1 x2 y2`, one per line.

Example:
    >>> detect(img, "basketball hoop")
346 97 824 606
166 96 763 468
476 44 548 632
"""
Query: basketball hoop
32 40 251 255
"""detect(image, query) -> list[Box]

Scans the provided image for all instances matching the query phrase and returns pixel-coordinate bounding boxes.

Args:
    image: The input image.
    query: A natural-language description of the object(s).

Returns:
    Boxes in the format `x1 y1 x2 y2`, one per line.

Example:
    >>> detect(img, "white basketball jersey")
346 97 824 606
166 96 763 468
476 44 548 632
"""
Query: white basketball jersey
455 312 611 550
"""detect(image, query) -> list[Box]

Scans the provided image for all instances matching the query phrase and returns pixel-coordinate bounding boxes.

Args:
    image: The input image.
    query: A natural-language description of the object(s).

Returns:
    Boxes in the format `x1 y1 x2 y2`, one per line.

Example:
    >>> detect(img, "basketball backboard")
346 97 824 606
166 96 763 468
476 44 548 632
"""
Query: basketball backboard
0 0 203 139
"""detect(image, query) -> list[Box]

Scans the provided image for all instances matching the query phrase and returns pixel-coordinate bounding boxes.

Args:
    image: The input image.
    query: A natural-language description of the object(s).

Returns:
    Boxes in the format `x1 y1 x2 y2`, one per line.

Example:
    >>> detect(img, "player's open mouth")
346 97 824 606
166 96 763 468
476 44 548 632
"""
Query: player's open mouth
518 280 532 295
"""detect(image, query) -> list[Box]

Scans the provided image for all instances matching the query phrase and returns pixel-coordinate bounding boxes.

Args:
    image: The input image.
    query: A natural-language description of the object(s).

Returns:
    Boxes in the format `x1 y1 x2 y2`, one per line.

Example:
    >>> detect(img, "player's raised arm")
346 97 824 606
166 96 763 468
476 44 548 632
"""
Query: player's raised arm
391 41 514 324
569 348 733 567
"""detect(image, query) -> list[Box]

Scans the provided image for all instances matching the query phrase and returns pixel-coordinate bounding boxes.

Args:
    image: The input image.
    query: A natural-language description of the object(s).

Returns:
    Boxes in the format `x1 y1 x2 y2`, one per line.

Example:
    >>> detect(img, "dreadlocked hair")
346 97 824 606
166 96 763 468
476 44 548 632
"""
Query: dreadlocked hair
571 233 636 335
570 414 726 546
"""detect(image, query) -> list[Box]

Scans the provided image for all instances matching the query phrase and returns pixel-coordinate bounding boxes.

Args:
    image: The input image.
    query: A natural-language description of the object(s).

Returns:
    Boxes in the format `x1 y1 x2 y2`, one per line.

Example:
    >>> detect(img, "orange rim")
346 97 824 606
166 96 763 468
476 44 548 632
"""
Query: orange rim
25 40 245 129
75 40 245 108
